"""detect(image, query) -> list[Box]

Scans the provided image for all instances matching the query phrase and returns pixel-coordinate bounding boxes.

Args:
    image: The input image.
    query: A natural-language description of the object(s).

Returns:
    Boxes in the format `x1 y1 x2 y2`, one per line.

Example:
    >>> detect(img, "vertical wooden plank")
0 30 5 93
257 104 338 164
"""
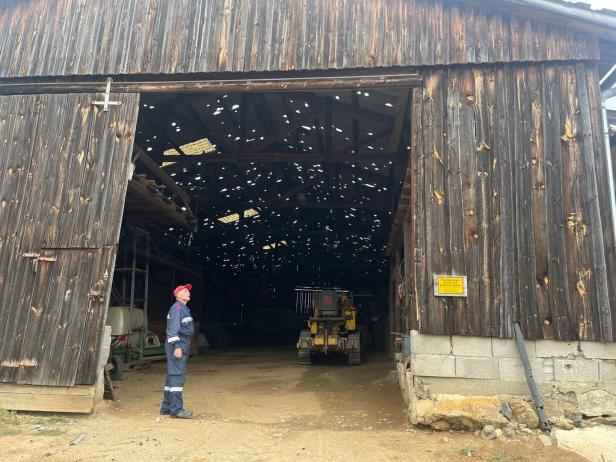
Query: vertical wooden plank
473 67 495 336
459 68 481 335
513 66 542 338
560 65 598 341
422 70 452 334
47 96 96 248
7 95 69 384
495 65 516 338
485 66 502 337
585 64 616 340
50 249 102 386
411 85 427 333
0 95 46 383
96 93 141 247
0 96 33 381
74 247 116 385
445 68 470 334
575 63 613 341
542 64 574 340
527 65 553 338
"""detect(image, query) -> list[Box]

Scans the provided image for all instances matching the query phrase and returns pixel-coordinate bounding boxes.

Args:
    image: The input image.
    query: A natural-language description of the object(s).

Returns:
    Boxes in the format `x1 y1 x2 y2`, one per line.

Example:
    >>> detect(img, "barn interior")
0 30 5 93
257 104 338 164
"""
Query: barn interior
109 85 411 370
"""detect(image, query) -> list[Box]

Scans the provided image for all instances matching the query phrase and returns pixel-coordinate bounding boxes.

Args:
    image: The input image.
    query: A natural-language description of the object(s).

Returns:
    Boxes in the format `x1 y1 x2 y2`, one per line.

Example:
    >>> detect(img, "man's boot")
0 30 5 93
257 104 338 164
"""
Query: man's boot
171 409 193 419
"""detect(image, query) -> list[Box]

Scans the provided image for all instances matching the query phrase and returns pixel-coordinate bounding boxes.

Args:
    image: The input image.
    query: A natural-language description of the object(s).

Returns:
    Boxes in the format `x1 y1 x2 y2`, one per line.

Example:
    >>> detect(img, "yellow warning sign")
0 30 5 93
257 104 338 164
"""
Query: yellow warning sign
434 275 467 297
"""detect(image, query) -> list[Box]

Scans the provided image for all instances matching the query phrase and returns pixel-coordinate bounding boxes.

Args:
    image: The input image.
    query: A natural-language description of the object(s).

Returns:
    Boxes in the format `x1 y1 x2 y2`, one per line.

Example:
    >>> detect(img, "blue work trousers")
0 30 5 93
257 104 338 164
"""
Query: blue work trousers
161 342 189 415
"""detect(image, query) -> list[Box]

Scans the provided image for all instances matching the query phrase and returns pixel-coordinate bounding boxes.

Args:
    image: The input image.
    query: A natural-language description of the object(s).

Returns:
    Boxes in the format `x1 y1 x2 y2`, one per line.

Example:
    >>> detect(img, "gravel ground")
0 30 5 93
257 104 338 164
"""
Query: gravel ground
0 348 588 462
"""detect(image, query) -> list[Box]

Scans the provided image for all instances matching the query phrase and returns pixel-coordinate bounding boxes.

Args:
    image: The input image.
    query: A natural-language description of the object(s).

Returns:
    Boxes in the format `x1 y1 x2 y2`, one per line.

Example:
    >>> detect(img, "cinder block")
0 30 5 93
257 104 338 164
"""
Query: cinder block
600 361 616 381
554 358 600 382
452 335 492 357
412 354 455 378
535 339 579 358
492 337 536 358
455 356 499 379
498 357 554 383
410 330 452 355
580 341 616 360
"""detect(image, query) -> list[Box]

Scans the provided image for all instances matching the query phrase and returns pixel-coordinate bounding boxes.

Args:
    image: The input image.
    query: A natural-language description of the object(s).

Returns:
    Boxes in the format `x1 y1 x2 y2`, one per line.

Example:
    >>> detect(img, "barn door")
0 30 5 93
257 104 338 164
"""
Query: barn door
0 92 140 386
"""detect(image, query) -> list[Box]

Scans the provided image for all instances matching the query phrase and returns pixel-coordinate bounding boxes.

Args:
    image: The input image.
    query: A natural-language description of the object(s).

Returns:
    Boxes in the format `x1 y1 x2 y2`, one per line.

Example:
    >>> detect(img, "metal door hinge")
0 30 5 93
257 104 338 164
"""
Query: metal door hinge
88 290 105 301
91 78 122 112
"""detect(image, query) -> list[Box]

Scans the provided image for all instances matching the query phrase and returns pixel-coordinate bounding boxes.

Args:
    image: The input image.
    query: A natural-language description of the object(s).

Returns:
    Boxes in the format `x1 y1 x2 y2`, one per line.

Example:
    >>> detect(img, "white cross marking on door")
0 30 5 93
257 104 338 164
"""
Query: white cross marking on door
91 77 122 111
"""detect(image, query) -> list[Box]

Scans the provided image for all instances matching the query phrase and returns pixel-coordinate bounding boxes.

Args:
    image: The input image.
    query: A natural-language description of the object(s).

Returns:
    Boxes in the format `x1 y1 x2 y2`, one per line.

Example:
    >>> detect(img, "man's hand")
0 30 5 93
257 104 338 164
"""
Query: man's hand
174 347 182 359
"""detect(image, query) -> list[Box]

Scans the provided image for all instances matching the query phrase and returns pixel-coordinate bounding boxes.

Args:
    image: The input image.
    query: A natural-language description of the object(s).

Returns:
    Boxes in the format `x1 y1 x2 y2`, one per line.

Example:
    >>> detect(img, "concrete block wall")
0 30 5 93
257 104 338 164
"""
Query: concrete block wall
409 330 616 387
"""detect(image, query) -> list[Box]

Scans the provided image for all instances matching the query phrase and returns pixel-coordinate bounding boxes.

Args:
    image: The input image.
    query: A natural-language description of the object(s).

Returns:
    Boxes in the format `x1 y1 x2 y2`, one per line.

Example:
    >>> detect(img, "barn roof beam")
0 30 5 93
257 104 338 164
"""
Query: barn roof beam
203 198 391 213
164 151 399 164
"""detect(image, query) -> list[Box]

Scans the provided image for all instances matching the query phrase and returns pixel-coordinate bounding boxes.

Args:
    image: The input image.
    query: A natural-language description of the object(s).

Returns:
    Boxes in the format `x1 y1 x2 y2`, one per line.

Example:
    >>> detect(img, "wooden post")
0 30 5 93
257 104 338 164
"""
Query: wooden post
404 216 413 332
388 259 396 357
394 251 402 340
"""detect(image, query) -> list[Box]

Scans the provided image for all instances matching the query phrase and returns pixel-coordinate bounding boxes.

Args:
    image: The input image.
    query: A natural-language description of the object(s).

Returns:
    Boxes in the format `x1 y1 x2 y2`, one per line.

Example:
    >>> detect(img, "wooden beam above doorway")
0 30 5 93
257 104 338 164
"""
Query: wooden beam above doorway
0 73 422 95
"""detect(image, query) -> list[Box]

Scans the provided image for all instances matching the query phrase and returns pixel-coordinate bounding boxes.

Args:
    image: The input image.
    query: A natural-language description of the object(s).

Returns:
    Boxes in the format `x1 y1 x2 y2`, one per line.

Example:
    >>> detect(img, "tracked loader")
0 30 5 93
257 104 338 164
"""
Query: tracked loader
297 290 361 365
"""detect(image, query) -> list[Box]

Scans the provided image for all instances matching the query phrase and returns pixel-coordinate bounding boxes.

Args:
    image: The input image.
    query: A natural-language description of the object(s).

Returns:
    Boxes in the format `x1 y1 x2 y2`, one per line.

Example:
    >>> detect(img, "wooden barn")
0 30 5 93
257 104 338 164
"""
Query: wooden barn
0 0 616 412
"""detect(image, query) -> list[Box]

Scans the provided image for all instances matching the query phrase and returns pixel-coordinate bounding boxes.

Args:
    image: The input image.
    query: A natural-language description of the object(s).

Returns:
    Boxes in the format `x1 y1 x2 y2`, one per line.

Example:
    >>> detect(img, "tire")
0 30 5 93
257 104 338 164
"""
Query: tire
347 333 361 365
298 349 312 365
109 354 124 381
348 351 361 365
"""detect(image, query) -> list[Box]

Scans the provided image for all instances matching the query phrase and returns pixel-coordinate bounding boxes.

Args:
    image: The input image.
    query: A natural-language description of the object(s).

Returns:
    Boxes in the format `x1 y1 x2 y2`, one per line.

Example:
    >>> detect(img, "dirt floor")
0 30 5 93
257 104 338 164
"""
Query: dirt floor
0 349 588 462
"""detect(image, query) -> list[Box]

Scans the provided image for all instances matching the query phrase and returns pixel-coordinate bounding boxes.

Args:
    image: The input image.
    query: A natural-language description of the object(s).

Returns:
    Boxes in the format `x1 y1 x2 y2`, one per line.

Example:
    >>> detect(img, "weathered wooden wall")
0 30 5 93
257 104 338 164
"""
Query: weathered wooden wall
0 93 139 386
410 63 616 341
0 0 599 79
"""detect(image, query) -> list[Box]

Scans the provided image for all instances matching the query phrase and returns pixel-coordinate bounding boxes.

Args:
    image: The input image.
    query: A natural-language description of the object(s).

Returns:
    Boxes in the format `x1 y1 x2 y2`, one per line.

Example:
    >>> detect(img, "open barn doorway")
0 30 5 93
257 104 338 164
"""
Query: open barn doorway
107 75 415 409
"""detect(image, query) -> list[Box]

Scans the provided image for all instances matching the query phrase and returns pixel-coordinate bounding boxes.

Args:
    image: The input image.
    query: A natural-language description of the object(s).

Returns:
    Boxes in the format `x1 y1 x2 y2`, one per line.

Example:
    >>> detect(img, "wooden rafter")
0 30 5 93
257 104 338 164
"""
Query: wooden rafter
205 197 390 212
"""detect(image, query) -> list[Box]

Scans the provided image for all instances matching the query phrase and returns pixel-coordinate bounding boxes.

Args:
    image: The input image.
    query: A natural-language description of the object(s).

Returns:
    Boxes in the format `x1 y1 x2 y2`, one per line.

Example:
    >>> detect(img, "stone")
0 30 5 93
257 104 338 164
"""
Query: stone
538 433 553 446
553 427 616 462
579 341 616 360
503 427 516 438
509 400 540 429
413 396 508 431
500 402 513 421
455 357 499 379
535 340 579 358
554 358 600 382
565 411 583 427
412 354 455 378
482 424 497 439
431 420 451 431
585 416 616 426
494 428 503 438
474 430 480 437
549 416 575 430
452 336 492 357
410 330 452 355
492 337 536 358
578 390 616 417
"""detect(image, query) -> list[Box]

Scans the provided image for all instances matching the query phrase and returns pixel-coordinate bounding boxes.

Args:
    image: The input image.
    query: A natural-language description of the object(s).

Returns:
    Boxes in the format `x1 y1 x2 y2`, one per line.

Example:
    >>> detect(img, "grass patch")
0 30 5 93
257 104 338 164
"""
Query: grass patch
488 453 522 462
35 429 65 437
0 426 21 437
458 448 475 457
0 408 20 426
46 416 70 425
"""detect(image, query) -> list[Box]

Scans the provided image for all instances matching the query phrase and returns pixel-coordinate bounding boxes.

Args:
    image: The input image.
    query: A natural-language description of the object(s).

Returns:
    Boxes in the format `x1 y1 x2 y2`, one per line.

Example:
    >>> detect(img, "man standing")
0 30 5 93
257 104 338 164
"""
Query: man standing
160 284 195 418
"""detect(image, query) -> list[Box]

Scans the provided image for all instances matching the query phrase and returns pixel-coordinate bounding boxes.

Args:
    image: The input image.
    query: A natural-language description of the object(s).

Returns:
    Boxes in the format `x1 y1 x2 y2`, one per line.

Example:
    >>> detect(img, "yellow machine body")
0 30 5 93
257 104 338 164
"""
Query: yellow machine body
297 291 361 365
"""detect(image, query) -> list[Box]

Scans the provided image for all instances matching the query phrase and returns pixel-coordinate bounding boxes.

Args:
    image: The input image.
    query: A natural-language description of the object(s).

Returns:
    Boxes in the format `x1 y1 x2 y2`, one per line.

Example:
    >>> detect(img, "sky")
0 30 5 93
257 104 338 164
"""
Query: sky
576 0 616 108
570 0 616 10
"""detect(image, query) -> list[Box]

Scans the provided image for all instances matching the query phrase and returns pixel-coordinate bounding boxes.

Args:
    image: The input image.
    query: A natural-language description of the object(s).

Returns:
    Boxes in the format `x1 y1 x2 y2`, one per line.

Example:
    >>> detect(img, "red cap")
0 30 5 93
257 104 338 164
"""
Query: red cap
173 284 192 296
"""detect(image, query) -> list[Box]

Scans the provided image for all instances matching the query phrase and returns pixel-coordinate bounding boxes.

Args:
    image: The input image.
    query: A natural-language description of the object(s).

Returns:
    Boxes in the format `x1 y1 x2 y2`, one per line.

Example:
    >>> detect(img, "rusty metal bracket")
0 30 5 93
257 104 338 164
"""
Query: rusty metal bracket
88 290 105 302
